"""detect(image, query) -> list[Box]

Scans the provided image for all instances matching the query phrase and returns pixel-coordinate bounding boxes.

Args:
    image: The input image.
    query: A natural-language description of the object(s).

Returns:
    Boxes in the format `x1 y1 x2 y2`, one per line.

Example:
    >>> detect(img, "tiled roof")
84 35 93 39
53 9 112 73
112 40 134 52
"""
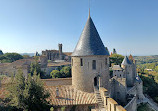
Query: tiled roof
63 52 72 56
47 62 71 67
112 65 123 70
46 85 96 106
71 16 109 56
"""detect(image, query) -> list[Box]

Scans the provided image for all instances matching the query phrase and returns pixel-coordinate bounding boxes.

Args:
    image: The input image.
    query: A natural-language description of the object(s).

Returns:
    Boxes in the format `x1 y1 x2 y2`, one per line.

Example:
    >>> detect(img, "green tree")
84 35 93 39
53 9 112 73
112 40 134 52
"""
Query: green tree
4 53 23 62
7 70 50 111
60 66 71 77
30 61 42 75
0 53 23 63
110 54 124 66
51 70 61 78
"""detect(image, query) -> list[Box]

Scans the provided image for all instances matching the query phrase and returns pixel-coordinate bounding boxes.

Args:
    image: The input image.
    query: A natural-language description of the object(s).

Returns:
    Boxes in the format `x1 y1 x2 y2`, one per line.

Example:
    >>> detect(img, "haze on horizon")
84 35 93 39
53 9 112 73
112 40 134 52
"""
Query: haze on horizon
0 0 158 56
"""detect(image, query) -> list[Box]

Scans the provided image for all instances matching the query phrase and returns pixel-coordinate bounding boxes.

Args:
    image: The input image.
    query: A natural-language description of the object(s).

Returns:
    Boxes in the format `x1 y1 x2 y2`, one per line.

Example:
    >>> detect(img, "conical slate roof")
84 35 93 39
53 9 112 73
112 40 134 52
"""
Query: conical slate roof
71 16 109 56
0 50 3 55
121 56 131 65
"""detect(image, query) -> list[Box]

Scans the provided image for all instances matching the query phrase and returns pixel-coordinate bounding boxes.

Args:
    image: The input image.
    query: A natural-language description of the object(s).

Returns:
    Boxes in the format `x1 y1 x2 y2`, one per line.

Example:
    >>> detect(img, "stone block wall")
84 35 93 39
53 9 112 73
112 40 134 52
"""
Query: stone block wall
99 87 127 111
72 55 109 93
42 78 72 86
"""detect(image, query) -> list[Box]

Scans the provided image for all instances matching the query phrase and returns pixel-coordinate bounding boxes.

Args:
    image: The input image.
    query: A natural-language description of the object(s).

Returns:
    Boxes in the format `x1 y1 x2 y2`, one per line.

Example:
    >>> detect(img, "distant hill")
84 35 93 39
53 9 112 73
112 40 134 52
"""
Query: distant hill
20 53 35 57
134 55 158 65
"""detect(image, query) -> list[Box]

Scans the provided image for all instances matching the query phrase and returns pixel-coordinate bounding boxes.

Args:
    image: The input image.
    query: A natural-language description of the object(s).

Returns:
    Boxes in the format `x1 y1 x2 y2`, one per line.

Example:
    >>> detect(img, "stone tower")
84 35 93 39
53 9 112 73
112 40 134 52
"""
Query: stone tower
121 56 134 87
135 74 145 102
71 14 110 93
58 43 63 60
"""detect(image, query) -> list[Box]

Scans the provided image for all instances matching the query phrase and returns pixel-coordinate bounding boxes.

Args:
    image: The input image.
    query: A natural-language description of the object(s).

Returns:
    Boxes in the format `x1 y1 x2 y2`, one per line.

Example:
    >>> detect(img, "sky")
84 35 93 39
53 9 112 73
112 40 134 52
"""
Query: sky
0 0 158 56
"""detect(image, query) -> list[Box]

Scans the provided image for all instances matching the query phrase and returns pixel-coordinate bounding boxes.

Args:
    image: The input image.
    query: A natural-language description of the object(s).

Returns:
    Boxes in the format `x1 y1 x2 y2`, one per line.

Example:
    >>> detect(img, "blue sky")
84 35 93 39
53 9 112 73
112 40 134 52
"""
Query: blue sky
0 0 158 56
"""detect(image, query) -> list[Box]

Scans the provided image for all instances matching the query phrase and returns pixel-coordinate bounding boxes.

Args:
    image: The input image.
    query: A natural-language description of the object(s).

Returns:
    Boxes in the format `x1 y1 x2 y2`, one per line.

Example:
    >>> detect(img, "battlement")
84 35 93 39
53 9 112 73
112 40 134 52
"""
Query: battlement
99 87 126 111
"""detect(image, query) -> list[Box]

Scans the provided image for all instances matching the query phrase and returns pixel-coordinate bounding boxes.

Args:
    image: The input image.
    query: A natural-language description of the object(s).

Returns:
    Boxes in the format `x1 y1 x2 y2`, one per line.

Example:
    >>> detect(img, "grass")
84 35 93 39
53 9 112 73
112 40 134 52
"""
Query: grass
137 103 155 111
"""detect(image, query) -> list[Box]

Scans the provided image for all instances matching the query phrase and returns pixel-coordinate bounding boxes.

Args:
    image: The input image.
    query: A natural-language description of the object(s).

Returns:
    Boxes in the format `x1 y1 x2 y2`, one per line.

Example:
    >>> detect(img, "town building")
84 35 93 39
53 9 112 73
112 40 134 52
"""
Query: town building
42 44 72 62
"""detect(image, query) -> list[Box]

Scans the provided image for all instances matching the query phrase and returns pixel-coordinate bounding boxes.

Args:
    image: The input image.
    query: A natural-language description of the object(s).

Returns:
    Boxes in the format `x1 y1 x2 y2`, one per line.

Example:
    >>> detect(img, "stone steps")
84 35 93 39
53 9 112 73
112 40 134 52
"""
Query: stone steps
94 86 105 110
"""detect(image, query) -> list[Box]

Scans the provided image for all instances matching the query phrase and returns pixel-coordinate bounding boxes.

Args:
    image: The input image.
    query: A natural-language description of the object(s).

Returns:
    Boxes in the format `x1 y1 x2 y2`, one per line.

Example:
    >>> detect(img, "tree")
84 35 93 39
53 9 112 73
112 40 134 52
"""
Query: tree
110 54 124 66
51 70 61 78
30 61 43 75
7 70 50 111
0 53 23 63
4 53 23 62
60 66 71 77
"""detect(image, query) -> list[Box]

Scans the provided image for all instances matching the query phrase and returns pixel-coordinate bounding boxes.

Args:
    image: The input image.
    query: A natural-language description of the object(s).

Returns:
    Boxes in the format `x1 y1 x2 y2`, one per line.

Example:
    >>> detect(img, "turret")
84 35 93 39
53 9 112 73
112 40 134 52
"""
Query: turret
113 48 117 54
71 15 110 93
135 74 145 102
34 51 39 56
58 43 63 60
121 56 134 87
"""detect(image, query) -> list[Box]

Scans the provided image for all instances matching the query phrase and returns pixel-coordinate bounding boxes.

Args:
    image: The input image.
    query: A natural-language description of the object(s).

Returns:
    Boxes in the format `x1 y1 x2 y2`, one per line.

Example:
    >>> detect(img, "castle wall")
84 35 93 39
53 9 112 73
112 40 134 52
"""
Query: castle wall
72 55 109 93
113 70 124 78
112 78 127 104
99 87 127 111
42 78 72 86
136 81 145 103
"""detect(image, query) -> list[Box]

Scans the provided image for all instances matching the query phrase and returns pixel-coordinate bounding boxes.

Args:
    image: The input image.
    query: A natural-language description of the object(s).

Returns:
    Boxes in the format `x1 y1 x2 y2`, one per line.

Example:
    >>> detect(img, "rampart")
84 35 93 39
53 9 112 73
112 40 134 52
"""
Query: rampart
99 87 126 111
42 78 72 86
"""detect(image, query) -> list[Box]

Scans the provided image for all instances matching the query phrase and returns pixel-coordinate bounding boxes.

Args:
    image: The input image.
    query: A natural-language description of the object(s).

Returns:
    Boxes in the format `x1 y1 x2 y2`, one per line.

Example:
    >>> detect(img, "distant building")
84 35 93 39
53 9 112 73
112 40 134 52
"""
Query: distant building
34 51 40 56
42 44 71 62
145 69 153 71
0 59 34 77
113 48 117 54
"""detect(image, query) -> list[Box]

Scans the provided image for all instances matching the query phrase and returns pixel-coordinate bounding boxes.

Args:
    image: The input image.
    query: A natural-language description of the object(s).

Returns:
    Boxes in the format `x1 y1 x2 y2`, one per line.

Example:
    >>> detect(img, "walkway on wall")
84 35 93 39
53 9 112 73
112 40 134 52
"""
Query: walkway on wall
94 86 106 111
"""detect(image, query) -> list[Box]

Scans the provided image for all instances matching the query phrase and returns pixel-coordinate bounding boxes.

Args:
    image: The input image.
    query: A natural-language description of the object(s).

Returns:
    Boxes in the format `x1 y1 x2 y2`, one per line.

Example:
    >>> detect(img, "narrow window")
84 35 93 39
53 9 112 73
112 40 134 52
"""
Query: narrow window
72 59 73 66
105 58 107 65
92 60 96 70
101 63 102 69
88 62 89 69
80 58 83 66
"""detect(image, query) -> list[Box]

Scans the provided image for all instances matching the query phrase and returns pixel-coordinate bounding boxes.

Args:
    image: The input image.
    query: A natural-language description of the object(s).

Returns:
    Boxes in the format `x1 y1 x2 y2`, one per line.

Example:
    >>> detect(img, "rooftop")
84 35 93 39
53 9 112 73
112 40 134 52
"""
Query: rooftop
45 85 96 106
47 62 71 67
71 16 109 56
112 65 123 71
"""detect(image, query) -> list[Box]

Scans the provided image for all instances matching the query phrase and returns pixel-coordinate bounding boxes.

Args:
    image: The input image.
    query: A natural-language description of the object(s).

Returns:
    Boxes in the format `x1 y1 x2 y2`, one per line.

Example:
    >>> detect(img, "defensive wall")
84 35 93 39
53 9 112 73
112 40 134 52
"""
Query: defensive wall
99 87 126 111
42 79 127 111
42 78 72 86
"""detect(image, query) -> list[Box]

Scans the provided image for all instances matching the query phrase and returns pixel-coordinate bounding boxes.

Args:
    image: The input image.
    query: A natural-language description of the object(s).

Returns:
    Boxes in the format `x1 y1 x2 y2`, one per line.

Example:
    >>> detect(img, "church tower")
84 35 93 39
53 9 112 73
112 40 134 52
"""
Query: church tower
71 14 110 93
